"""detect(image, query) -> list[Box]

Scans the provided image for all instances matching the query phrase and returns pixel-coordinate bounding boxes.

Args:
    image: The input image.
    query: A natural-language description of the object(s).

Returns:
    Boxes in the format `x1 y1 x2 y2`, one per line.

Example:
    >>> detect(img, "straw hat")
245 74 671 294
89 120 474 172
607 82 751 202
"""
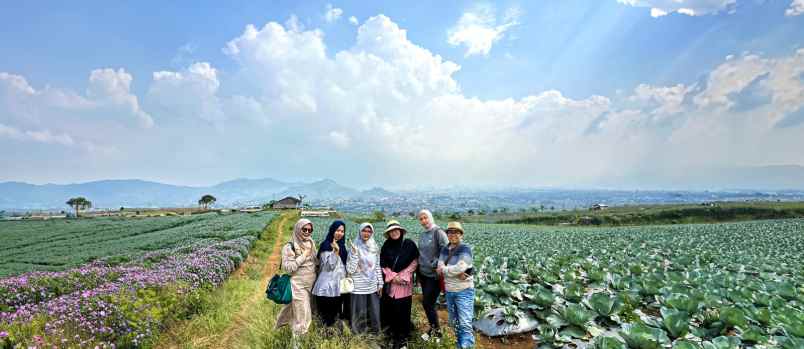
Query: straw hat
445 221 464 234
384 220 407 235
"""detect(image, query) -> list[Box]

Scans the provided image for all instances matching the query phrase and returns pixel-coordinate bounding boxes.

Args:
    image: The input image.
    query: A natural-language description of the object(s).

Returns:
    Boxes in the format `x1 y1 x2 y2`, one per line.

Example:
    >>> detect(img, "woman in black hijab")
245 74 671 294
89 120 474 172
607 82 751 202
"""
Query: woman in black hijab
380 220 420 349
312 220 350 327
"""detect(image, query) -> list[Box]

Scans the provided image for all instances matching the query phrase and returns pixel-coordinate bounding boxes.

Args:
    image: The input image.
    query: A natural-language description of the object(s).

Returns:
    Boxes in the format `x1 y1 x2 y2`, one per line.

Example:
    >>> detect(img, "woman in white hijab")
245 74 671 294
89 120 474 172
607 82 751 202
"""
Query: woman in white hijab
276 218 318 336
346 222 383 334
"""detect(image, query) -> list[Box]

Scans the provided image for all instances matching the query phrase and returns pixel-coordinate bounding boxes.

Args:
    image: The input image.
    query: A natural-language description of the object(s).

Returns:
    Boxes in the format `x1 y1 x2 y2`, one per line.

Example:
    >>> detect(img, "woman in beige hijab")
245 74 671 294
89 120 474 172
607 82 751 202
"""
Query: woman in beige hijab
276 218 318 336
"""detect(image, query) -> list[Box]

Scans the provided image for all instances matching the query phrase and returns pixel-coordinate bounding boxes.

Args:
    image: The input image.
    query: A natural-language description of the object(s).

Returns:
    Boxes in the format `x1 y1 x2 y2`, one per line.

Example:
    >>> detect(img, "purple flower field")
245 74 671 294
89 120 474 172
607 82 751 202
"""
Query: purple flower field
0 236 256 348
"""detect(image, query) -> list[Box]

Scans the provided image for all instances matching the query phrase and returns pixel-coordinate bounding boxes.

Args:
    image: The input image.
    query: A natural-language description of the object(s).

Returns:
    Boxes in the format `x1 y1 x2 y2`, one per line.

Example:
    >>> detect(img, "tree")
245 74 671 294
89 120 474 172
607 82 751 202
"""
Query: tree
198 194 217 210
371 210 386 222
66 197 92 217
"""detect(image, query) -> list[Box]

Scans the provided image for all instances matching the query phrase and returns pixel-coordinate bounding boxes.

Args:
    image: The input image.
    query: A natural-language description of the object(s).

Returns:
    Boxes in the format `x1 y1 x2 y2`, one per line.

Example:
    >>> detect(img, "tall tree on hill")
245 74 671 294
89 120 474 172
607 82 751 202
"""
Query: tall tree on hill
66 197 92 217
198 194 216 210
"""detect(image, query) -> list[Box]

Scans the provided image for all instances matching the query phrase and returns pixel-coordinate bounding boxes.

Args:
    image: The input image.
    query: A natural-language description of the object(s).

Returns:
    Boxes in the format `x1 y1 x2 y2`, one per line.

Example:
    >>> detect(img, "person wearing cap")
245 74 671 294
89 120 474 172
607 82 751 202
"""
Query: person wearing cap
347 222 383 334
276 219 318 337
437 221 475 349
380 220 420 349
416 209 449 339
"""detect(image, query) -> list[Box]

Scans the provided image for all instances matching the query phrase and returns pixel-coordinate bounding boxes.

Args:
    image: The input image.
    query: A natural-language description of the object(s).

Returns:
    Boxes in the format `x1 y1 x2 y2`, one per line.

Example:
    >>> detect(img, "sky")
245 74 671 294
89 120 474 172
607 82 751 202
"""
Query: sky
1 0 803 189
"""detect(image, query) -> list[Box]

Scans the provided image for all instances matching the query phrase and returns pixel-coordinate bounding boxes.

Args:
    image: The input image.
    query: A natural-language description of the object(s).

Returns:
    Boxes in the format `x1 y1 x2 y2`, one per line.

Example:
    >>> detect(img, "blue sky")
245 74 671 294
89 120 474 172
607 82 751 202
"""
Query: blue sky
1 0 803 188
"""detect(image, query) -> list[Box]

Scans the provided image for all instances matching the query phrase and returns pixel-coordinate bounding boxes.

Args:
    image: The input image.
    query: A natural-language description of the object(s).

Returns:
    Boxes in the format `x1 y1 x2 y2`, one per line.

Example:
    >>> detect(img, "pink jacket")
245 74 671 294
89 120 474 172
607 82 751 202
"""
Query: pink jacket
382 259 418 299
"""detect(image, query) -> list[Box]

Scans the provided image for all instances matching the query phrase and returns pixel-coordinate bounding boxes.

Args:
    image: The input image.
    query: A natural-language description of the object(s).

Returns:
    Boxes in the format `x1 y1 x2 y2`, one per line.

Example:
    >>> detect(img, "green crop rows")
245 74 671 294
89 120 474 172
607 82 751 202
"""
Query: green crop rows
0 212 275 277
306 217 804 348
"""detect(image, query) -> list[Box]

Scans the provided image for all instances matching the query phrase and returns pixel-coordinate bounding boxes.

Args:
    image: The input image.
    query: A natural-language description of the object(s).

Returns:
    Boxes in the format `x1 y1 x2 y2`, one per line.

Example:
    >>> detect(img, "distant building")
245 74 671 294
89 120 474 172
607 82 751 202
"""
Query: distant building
239 206 262 213
301 209 335 217
272 197 302 209
590 203 609 211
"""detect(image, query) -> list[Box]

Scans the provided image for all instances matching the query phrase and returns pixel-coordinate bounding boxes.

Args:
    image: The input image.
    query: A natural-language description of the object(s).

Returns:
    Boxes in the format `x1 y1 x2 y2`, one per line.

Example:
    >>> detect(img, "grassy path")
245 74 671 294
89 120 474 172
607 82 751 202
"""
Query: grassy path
155 211 295 349
213 212 293 347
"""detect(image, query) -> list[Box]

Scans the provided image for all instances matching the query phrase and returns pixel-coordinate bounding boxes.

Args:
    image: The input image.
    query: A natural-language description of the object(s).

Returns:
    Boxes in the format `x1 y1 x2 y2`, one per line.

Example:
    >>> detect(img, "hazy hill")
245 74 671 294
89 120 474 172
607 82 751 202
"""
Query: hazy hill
0 178 374 210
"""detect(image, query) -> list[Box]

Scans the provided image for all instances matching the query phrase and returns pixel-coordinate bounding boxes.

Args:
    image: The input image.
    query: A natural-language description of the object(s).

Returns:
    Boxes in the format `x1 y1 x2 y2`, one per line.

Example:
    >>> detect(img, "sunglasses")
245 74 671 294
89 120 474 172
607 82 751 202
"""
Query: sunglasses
446 230 462 235
301 227 313 233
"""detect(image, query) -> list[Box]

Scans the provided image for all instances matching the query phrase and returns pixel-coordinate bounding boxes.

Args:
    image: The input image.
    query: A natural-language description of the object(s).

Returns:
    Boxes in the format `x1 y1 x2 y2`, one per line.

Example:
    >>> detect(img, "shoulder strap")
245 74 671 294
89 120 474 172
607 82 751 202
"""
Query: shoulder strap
287 242 297 256
391 239 406 270
432 228 441 254
446 243 460 264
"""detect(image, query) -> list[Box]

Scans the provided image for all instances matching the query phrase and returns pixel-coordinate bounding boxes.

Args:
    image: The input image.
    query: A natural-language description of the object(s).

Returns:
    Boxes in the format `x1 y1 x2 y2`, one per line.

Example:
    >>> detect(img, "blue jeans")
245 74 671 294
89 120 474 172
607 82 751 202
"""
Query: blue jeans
445 288 475 348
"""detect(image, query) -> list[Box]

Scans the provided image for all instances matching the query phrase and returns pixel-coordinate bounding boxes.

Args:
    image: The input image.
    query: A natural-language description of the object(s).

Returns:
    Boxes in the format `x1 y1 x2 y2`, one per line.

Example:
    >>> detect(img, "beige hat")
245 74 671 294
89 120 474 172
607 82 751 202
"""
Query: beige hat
445 221 464 234
384 220 407 235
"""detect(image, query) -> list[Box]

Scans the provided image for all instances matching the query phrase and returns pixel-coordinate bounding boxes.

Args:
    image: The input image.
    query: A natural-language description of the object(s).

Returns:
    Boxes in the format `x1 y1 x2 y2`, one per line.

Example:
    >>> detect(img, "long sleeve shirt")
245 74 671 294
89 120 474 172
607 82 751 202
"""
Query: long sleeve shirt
438 244 474 292
347 249 383 294
281 243 317 277
382 259 418 299
417 226 448 278
312 250 346 297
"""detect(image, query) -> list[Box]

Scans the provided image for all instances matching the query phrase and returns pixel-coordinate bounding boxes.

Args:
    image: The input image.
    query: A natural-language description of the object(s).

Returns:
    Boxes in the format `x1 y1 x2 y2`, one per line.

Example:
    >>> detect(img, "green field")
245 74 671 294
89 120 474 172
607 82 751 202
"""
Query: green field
3 213 802 348
0 212 272 277
306 217 804 348
469 201 804 226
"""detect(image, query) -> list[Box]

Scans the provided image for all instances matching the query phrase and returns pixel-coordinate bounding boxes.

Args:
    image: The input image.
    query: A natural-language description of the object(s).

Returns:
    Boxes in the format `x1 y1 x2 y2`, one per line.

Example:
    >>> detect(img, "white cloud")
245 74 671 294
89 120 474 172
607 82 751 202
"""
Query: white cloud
328 130 351 148
324 4 343 23
0 123 73 146
787 0 804 16
0 69 153 128
349 16 359 25
147 62 225 124
630 84 690 117
0 124 75 146
617 0 737 17
447 4 521 57
0 123 116 154
692 50 804 127
87 68 154 128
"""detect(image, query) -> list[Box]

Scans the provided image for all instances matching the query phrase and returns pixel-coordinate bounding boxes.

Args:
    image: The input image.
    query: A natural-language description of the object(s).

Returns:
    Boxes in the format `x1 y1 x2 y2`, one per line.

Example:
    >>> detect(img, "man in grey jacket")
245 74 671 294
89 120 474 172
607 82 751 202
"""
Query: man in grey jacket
416 209 449 339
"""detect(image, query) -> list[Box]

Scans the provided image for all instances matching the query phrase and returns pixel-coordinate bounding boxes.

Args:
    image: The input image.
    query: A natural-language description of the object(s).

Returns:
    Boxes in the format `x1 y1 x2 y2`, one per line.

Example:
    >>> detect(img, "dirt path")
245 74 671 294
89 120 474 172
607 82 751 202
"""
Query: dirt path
212 213 291 348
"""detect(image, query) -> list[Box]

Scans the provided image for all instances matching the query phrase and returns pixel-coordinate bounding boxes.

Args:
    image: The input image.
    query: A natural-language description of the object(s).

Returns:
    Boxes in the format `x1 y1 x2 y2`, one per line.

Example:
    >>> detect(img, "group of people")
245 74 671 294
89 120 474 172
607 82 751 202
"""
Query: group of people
274 209 476 349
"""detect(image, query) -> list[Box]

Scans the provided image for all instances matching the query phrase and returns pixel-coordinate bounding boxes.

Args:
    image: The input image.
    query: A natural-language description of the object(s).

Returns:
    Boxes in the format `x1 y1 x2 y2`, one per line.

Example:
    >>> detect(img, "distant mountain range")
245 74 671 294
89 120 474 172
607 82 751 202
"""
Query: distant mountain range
0 178 397 210
2 165 803 210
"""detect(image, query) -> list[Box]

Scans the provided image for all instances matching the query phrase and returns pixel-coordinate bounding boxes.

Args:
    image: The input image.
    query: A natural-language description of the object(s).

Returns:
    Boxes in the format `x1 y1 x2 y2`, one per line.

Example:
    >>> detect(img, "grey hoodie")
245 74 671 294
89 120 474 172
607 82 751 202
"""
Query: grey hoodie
417 225 448 278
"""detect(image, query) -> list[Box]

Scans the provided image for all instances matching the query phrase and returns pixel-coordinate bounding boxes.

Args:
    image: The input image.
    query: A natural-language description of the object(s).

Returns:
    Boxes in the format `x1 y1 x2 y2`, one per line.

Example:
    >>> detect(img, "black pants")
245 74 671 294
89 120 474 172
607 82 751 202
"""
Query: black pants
316 295 345 327
340 293 351 324
382 295 413 345
419 273 441 330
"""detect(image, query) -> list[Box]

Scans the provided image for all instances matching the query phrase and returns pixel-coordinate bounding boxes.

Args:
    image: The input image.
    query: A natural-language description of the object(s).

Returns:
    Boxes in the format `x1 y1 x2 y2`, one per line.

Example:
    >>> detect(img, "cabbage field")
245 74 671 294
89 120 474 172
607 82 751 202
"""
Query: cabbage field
0 212 275 348
306 217 804 348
